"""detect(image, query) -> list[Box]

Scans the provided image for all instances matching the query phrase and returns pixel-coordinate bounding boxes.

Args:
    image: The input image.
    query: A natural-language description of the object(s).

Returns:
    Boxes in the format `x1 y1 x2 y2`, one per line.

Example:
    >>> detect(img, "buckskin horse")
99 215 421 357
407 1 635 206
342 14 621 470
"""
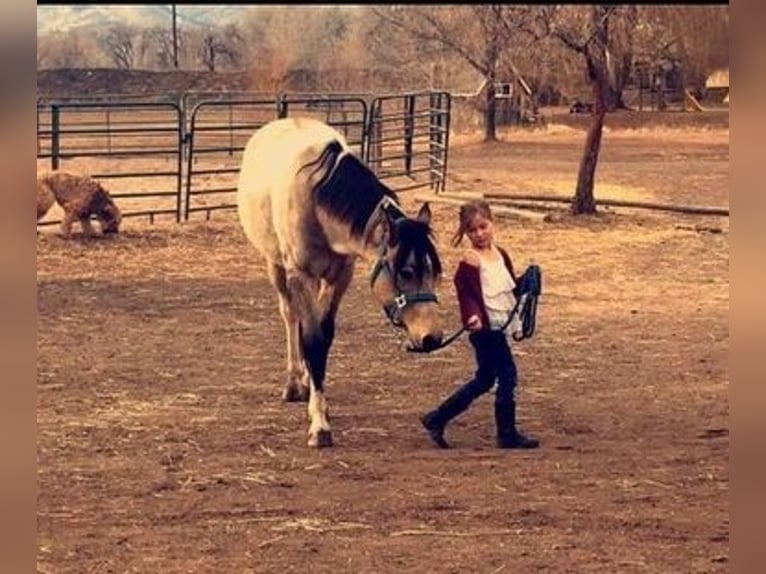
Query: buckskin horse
237 117 443 447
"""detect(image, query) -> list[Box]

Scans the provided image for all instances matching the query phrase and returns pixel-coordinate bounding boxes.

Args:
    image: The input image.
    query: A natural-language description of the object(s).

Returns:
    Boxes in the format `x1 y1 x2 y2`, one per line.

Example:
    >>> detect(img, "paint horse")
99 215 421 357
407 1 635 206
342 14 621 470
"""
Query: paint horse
237 117 444 447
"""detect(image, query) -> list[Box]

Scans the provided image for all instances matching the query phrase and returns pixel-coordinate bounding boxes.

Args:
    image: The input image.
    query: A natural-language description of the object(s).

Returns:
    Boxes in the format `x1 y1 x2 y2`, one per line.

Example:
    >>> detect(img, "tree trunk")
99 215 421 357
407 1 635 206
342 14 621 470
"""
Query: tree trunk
605 84 626 111
572 111 604 214
484 80 497 142
604 51 632 110
572 55 608 215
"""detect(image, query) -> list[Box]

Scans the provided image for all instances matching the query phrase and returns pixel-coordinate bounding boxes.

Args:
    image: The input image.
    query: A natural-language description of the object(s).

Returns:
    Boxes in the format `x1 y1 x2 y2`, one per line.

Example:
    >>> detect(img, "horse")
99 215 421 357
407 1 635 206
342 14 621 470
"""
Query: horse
237 117 444 448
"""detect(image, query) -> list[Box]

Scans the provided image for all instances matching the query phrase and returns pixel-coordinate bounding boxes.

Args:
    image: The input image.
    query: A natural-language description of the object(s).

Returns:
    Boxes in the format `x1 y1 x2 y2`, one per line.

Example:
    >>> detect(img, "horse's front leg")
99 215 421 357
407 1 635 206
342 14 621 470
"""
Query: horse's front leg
287 271 333 448
316 262 355 359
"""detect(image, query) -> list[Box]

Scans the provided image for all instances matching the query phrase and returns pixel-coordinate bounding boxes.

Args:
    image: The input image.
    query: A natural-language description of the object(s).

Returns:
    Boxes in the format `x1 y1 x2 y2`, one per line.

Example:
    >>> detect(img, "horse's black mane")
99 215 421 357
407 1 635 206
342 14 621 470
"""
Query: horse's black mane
312 142 398 237
309 140 441 279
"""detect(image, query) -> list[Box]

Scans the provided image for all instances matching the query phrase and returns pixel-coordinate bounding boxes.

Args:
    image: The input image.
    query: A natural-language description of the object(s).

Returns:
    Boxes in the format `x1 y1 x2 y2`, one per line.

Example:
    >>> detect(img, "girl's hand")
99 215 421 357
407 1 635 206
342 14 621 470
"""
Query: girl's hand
466 315 482 332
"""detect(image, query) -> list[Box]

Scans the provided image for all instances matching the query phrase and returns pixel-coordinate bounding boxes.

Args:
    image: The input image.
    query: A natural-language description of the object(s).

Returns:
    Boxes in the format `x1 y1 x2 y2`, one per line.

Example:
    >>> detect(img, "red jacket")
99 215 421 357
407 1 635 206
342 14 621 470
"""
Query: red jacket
453 246 518 329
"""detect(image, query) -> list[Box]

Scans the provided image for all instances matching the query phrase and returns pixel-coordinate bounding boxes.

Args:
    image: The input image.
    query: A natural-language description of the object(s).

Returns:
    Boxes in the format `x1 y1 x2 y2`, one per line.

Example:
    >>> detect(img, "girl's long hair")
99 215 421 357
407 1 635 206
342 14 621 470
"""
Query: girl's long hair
451 200 493 247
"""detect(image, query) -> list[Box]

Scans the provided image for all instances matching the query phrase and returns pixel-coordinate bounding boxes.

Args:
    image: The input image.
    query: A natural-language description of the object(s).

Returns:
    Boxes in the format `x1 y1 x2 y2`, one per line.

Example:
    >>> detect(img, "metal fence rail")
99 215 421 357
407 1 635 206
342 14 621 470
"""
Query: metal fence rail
37 100 185 224
37 91 451 226
184 95 368 220
184 97 279 220
368 92 451 193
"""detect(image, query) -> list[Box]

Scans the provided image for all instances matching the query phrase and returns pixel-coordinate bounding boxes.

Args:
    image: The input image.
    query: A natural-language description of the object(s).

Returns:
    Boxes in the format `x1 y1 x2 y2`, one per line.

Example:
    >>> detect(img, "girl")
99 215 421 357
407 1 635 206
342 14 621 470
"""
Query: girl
420 200 539 449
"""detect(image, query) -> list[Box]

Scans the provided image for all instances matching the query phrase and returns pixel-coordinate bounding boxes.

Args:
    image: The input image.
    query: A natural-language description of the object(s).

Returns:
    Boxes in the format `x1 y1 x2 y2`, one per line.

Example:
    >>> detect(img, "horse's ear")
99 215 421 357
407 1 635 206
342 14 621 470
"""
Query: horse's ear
385 208 399 247
416 202 432 225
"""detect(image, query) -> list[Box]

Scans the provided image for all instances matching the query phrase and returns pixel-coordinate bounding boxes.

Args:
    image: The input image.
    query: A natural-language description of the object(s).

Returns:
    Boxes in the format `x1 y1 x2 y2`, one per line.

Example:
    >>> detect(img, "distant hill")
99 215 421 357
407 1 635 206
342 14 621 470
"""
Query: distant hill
36 5 246 36
37 67 410 100
37 68 258 100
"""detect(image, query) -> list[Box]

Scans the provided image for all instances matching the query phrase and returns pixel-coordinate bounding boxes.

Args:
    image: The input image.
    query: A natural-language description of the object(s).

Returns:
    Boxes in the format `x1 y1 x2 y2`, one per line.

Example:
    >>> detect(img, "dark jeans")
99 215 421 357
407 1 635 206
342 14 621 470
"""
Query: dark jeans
466 330 517 409
427 329 519 436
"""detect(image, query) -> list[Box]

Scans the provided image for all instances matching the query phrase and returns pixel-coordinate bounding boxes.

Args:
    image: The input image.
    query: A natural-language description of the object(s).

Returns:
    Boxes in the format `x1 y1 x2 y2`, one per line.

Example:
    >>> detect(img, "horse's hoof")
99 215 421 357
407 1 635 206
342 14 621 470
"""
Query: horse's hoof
283 385 309 402
308 430 333 448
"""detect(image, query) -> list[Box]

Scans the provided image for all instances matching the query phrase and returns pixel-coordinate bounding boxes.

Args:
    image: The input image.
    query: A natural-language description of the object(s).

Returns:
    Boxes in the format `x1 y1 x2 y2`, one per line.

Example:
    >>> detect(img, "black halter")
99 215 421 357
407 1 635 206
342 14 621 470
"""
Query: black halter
369 244 439 328
367 200 439 328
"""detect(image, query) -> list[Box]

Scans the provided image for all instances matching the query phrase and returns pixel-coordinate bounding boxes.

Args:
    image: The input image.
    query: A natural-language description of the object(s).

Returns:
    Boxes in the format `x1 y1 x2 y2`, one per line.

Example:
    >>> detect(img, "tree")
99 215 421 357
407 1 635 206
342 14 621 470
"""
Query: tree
38 31 90 69
633 5 728 91
299 6 356 91
104 26 136 69
372 5 535 142
537 5 621 215
242 8 313 92
144 27 177 70
198 25 243 72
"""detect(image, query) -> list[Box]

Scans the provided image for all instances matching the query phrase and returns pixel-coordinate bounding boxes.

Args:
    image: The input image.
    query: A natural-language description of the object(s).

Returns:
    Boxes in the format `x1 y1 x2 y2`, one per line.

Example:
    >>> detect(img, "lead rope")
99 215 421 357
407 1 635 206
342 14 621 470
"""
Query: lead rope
408 264 542 354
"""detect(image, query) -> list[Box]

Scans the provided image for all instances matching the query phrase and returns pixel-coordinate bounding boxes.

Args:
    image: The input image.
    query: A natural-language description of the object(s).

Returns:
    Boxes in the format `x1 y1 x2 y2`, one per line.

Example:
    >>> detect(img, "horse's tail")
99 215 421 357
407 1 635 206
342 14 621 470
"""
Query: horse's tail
298 140 344 192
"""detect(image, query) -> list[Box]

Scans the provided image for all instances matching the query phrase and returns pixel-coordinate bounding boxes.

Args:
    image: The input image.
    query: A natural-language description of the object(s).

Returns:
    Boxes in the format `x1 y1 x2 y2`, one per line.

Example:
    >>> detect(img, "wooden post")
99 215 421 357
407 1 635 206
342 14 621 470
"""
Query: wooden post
51 105 60 170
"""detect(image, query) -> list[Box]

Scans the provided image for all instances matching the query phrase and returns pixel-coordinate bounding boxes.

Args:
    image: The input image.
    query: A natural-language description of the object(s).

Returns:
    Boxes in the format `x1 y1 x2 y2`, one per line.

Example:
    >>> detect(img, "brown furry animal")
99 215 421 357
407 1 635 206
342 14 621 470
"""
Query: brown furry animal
37 172 122 237
37 178 55 221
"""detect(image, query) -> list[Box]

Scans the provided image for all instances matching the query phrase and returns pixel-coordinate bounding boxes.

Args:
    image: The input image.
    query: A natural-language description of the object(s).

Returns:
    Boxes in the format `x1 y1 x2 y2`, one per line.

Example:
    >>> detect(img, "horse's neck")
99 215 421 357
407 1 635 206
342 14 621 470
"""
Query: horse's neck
316 195 401 260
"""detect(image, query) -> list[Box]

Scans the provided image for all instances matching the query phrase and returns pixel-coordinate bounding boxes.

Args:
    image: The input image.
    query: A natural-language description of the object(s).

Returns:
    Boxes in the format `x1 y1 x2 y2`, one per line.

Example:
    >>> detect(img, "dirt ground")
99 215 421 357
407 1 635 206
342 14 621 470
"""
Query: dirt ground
37 117 729 573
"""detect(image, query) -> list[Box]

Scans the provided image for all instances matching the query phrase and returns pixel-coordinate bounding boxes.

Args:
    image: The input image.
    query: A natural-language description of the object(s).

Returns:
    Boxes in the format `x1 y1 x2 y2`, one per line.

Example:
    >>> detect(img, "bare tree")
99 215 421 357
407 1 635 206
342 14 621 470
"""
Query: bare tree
197 25 243 72
104 26 136 69
634 5 728 91
372 5 534 141
536 5 622 215
143 27 176 70
242 8 312 92
38 31 90 69
300 6 356 91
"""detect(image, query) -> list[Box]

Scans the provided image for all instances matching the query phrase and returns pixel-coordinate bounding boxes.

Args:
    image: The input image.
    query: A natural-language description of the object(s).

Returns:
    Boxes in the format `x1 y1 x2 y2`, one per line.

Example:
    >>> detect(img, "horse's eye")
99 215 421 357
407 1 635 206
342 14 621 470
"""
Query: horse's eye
398 268 416 281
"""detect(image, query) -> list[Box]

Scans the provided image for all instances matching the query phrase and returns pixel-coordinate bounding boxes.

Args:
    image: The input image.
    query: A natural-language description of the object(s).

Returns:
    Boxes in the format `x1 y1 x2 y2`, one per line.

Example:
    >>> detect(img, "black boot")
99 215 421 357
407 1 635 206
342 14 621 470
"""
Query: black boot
495 400 540 449
420 383 477 449
420 411 450 449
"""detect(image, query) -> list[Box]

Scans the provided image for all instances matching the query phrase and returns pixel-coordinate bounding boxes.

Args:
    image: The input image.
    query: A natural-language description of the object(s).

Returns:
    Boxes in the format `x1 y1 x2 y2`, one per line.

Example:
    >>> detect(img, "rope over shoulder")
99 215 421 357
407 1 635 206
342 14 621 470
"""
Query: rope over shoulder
408 264 542 353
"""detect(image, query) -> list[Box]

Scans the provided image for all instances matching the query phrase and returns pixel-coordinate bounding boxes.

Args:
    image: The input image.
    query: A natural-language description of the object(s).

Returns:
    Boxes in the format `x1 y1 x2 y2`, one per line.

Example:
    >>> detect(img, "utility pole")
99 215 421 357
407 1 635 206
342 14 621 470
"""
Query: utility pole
172 4 179 68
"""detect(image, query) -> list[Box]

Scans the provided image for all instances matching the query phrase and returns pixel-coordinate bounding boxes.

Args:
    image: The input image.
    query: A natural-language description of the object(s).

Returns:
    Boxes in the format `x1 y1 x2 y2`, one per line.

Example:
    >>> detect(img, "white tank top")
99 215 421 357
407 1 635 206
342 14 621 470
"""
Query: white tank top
474 249 515 330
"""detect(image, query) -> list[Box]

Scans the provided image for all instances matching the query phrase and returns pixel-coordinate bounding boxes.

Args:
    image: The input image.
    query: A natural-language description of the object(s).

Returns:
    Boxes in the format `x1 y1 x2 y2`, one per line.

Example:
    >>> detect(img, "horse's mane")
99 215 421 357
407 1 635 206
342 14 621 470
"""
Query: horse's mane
311 142 398 237
308 140 442 279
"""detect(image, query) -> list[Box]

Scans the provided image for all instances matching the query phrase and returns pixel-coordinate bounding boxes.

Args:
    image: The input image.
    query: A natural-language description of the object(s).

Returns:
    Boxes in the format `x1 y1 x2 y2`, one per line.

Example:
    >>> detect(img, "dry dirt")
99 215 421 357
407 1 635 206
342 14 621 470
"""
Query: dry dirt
37 119 729 573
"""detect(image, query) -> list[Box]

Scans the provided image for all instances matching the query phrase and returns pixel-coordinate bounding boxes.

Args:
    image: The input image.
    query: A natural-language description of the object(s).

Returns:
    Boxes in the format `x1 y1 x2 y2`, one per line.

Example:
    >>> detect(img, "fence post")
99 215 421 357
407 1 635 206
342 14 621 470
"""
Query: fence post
277 96 288 119
51 105 60 170
106 108 112 154
429 92 436 191
228 101 234 156
404 95 415 176
441 92 451 193
36 100 42 156
175 103 185 223
367 101 383 174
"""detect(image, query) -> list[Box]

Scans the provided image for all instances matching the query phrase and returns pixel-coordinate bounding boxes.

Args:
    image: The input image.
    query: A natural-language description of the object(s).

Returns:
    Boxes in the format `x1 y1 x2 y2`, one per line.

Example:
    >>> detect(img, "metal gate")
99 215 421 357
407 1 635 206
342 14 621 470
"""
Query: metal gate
37 91 451 226
367 91 451 193
184 94 367 220
37 99 185 224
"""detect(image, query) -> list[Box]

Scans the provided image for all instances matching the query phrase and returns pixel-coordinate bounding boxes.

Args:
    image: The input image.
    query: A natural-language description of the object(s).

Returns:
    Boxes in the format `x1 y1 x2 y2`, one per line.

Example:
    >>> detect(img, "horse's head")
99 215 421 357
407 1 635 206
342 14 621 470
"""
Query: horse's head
369 202 444 352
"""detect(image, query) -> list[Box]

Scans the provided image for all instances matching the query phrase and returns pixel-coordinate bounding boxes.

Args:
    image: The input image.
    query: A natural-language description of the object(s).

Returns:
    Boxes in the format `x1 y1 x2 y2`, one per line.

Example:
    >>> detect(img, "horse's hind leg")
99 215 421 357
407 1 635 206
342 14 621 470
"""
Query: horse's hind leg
267 262 310 402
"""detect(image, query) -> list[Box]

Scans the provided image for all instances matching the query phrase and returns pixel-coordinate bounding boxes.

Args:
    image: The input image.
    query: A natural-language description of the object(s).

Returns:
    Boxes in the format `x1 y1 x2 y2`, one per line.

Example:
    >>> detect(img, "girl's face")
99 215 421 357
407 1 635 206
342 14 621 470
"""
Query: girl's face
464 212 493 249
